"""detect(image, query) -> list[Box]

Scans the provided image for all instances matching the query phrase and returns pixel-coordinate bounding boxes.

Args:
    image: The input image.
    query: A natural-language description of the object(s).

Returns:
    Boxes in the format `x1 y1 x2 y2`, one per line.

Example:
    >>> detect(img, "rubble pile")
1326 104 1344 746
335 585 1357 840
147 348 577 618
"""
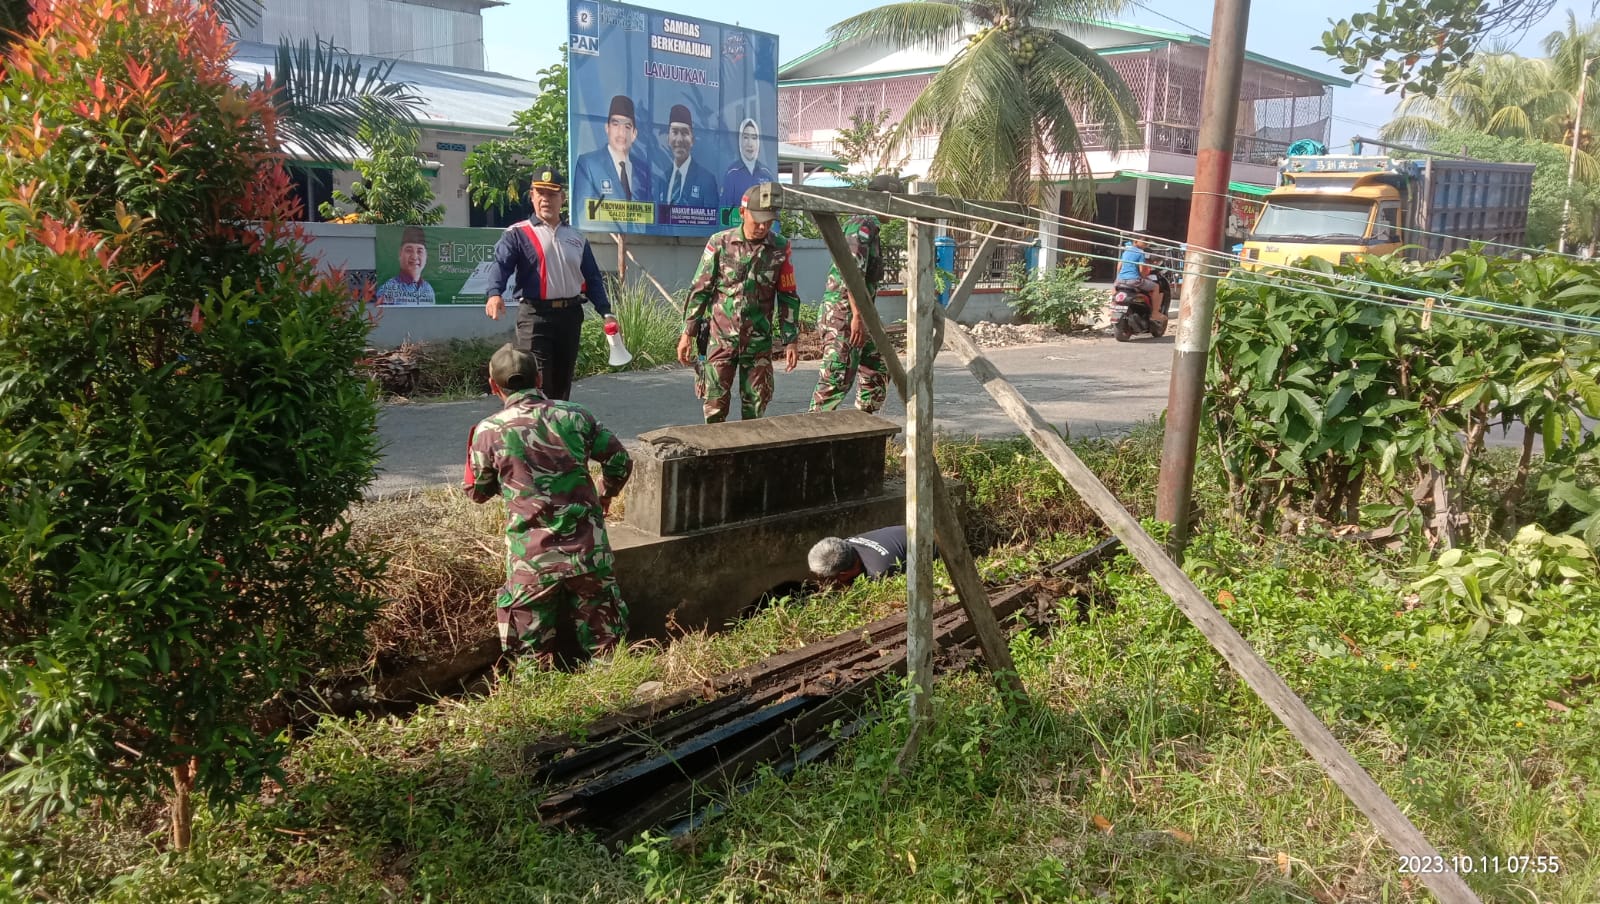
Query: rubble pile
962 321 1064 348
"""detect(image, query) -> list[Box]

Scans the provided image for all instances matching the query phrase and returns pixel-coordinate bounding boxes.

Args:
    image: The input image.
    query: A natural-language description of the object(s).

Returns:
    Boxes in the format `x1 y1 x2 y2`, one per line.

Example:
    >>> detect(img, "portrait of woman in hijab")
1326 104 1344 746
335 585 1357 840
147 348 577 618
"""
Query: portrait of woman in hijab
720 116 776 209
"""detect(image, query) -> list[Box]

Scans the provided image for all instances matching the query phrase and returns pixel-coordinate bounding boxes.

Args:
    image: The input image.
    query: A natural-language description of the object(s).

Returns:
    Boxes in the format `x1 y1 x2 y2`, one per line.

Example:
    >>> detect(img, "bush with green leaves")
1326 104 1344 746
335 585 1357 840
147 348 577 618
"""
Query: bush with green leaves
464 46 567 216
1209 251 1600 545
1007 259 1100 331
1409 523 1598 641
0 0 383 848
318 114 444 225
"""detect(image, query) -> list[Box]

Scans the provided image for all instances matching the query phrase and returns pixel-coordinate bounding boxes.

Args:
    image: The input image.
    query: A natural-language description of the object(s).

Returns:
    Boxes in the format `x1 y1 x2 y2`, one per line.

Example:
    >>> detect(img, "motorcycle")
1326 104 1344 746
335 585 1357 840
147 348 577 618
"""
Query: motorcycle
1110 265 1173 343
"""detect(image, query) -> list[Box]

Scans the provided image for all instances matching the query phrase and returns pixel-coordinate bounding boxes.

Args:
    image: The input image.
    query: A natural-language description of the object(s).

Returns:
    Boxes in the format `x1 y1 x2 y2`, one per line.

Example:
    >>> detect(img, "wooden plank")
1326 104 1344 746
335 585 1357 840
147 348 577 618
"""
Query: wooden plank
905 223 937 724
935 313 1482 904
762 183 1031 225
942 226 1001 321
812 213 1023 697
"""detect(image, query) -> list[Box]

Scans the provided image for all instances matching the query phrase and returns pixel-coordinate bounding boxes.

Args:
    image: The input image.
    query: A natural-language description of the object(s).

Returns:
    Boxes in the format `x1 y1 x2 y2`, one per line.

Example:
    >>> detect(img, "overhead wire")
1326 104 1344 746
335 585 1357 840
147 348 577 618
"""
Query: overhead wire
948 191 1600 329
778 185 1600 338
1197 188 1589 263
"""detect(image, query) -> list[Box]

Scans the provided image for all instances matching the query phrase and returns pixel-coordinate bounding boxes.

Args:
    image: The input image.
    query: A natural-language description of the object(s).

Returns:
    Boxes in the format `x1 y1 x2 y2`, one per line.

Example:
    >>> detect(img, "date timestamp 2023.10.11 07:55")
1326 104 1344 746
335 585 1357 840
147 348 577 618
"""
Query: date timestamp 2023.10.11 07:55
1398 855 1561 875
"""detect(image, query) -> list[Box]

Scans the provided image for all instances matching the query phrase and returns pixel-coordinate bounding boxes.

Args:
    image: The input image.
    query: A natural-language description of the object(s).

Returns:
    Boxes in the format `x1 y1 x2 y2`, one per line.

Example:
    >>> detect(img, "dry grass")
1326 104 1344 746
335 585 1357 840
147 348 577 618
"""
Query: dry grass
347 488 505 666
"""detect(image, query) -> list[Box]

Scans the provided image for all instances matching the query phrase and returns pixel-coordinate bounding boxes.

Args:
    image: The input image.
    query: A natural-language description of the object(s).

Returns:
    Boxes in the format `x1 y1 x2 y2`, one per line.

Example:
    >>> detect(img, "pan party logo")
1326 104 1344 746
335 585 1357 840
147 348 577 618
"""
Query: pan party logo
572 2 596 32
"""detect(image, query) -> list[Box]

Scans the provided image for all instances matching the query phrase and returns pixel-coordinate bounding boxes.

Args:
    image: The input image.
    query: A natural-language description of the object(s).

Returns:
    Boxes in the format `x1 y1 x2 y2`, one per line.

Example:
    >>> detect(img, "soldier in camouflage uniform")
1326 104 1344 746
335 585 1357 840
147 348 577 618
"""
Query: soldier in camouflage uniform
464 344 633 669
808 174 903 413
677 186 801 423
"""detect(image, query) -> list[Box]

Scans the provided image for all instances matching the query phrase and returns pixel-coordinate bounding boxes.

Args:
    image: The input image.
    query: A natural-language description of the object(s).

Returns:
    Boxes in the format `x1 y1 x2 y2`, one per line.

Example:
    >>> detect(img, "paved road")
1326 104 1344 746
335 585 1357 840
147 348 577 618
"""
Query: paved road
374 330 1177 497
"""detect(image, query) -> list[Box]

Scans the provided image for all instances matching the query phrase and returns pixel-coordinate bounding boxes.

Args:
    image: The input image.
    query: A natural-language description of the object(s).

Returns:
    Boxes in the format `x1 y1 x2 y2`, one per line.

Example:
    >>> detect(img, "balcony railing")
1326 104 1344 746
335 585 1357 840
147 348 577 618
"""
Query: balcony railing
1147 123 1293 165
790 125 1296 166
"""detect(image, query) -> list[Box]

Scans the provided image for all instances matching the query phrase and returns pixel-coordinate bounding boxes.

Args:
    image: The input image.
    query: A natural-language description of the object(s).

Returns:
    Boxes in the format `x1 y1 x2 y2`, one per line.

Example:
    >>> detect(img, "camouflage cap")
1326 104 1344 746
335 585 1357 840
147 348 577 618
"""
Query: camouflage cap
740 184 777 222
488 343 539 392
866 173 904 193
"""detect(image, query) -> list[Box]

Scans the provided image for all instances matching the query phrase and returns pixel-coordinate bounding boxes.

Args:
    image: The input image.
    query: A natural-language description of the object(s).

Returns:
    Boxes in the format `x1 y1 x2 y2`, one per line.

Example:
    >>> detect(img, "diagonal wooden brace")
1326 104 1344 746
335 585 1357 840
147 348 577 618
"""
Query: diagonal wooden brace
812 212 1023 699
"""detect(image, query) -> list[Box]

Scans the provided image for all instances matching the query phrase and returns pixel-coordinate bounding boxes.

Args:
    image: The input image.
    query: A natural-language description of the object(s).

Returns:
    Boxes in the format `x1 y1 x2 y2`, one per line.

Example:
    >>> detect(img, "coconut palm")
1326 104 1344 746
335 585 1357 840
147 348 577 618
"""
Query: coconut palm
254 38 423 164
1381 51 1572 143
222 0 423 164
827 0 1140 205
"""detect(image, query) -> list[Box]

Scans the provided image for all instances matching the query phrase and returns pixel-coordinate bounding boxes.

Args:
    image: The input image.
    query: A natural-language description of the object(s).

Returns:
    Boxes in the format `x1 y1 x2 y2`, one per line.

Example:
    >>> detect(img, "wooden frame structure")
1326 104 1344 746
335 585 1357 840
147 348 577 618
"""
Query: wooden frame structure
755 182 1481 904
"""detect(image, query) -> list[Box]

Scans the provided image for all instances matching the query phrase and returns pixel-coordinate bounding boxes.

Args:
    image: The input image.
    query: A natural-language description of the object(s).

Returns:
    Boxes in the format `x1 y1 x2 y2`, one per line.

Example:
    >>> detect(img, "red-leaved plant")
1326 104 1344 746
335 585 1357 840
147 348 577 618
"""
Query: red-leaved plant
0 0 384 851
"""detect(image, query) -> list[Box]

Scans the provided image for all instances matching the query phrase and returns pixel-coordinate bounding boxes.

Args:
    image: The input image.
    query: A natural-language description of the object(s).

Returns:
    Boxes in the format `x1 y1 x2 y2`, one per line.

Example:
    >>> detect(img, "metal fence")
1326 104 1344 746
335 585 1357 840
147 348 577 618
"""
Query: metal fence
878 237 1029 288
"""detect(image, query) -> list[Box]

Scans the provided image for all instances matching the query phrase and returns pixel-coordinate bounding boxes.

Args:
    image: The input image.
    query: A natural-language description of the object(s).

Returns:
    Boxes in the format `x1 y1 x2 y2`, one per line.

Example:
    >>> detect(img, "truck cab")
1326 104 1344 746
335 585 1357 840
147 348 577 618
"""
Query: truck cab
1240 148 1534 269
1240 156 1412 270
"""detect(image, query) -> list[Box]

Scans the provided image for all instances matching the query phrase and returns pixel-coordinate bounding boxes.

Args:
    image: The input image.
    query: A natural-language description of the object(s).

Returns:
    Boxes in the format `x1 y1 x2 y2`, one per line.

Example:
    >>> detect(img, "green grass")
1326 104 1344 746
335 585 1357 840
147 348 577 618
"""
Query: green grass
575 281 686 381
6 431 1597 903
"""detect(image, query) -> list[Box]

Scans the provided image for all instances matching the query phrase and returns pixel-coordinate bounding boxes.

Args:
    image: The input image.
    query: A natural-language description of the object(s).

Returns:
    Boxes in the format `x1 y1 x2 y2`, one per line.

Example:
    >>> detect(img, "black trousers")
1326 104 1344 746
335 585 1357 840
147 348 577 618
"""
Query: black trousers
514 302 584 401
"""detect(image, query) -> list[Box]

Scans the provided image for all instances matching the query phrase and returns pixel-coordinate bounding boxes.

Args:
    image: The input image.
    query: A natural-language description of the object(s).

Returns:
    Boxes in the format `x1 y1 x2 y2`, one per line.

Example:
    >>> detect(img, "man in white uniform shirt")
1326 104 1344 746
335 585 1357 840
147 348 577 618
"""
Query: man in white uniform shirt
484 166 617 402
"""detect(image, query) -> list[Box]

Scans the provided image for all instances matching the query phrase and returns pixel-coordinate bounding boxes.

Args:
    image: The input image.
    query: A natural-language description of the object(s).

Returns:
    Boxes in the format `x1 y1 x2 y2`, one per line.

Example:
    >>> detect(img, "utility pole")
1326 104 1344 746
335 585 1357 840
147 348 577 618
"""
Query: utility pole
1561 56 1593 255
1156 0 1252 555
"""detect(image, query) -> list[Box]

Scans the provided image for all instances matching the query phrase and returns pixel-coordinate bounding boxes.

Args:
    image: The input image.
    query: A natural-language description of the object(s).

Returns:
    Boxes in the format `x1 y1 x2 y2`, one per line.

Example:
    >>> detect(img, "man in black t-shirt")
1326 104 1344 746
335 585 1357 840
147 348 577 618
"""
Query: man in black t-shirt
808 525 928 589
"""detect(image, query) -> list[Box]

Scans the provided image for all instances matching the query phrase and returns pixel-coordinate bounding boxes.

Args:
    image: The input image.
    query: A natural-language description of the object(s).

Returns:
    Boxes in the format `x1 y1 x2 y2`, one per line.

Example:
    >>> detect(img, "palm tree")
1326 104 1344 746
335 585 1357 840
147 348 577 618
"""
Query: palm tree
254 38 423 164
1381 52 1571 143
826 0 1139 205
221 1 423 164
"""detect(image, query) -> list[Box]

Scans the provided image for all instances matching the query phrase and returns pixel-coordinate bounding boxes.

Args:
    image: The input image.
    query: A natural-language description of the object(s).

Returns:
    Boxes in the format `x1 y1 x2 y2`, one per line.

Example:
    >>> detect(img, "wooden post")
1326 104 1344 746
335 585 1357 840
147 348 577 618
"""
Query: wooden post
905 222 937 724
812 213 1023 699
935 311 1482 904
625 247 677 310
611 232 628 282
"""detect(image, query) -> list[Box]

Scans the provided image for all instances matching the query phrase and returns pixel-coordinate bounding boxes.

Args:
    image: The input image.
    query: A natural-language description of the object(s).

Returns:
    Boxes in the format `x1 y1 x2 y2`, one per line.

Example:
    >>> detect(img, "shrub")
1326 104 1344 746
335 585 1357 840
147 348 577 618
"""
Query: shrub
1209 252 1600 545
575 280 692 378
0 0 383 848
1007 259 1101 331
1409 524 1599 641
318 113 445 225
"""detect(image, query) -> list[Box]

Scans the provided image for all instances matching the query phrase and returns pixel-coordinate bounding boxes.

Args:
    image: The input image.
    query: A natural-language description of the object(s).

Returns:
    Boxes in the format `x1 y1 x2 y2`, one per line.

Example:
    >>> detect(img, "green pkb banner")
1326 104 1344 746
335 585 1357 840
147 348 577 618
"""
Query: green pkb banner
373 225 518 306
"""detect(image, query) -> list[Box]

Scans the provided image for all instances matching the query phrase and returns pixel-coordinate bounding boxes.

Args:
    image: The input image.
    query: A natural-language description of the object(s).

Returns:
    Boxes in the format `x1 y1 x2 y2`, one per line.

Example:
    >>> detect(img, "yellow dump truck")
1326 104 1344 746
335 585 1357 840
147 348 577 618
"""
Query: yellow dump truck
1240 144 1535 270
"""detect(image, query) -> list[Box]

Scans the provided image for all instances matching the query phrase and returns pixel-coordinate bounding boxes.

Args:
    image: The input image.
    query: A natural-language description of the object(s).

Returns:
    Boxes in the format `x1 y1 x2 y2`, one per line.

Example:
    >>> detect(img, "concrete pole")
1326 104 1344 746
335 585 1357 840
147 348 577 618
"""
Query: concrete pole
1132 176 1151 232
1156 0 1251 555
1561 56 1592 255
905 222 938 725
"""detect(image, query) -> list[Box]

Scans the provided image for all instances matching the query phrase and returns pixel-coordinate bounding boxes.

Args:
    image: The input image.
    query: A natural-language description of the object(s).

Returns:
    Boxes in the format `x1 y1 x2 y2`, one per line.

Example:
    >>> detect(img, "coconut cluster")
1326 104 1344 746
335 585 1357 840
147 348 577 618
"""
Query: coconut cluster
965 18 1046 67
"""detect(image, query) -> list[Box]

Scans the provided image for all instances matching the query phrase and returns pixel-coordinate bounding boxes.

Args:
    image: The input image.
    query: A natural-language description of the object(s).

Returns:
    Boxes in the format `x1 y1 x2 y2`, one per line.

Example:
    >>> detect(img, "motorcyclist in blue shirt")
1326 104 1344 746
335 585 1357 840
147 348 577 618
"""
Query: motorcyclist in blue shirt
1115 234 1168 328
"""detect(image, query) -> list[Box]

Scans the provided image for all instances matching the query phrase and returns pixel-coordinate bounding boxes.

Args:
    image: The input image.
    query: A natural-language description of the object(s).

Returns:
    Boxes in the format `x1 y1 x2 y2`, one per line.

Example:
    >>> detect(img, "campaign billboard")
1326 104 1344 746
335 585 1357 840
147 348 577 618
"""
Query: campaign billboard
373 225 518 306
567 1 779 236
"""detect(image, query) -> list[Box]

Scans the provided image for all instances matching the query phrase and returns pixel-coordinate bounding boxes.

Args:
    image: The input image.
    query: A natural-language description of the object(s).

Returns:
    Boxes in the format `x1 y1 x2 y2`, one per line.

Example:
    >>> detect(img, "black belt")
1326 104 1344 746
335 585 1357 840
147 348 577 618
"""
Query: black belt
520 296 583 310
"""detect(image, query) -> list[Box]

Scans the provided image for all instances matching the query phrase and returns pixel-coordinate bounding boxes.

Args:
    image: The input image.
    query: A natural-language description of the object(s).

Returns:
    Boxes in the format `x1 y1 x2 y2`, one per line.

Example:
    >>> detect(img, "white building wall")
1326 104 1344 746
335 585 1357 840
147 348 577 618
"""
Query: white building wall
236 0 488 70
300 226 853 346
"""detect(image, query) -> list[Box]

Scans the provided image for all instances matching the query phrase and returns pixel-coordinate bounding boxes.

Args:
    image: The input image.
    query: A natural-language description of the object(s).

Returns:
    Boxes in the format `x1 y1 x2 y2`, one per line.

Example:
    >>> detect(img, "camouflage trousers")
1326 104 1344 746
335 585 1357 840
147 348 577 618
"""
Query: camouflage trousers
809 325 889 414
701 347 774 423
496 570 627 670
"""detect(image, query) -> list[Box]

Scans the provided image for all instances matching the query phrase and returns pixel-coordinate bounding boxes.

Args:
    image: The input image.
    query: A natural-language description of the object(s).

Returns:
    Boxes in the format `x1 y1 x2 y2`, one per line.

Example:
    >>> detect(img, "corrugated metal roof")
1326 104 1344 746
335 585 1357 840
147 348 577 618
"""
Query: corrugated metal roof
778 142 841 166
228 40 538 135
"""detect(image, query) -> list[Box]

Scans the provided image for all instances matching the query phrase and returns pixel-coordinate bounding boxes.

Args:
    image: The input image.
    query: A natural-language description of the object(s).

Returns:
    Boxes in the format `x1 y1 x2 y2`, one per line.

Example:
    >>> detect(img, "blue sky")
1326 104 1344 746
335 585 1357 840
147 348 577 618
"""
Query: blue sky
482 0 1594 149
